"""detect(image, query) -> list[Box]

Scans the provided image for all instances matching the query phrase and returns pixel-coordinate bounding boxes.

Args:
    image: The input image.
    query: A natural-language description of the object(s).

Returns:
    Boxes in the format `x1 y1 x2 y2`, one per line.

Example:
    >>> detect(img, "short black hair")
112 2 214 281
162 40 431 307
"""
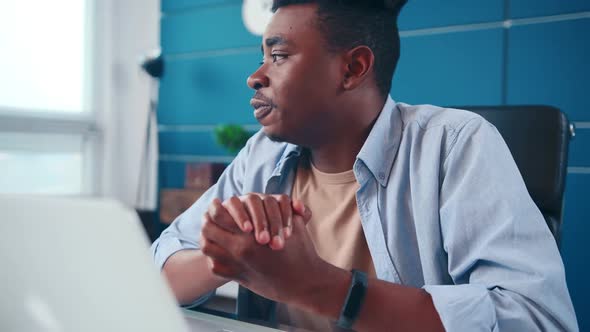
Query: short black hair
272 0 407 98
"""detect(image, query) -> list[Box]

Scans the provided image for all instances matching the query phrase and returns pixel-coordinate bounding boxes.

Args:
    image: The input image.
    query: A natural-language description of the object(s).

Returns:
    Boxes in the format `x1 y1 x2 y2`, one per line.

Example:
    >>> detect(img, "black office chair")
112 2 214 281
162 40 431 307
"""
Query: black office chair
454 105 575 247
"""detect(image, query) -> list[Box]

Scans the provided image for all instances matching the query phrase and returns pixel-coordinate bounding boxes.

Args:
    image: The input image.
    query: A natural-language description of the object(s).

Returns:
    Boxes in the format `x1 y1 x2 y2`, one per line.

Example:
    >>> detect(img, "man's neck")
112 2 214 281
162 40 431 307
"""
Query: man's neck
308 96 386 173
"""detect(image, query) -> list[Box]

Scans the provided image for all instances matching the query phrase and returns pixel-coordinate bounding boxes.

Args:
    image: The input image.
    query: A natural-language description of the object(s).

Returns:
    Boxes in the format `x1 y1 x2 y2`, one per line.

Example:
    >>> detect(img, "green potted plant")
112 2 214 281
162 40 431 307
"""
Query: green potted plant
214 124 254 154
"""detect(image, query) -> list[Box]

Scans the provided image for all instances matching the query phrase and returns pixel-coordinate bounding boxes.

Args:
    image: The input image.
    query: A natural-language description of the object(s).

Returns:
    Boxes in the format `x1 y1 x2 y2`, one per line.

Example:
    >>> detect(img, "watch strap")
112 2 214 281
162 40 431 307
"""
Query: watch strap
336 269 368 329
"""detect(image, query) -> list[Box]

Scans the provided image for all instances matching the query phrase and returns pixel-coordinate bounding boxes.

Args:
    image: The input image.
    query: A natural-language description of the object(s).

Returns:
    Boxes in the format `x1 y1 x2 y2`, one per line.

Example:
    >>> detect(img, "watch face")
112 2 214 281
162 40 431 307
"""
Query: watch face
242 0 274 36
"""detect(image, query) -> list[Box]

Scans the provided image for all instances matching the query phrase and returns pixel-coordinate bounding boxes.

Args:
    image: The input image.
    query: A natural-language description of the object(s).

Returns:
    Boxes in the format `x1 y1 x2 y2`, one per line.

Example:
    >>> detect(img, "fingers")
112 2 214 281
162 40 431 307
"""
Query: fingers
217 194 308 249
201 212 233 245
207 198 241 233
223 196 253 233
273 194 293 239
242 194 270 245
200 218 240 278
262 195 284 250
291 199 312 225
200 215 246 281
199 235 230 262
290 213 311 238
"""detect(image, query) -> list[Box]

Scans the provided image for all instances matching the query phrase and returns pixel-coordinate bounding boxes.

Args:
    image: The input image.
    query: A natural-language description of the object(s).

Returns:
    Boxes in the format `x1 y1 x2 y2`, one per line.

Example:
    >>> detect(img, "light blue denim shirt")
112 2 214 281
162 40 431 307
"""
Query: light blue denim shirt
152 97 578 331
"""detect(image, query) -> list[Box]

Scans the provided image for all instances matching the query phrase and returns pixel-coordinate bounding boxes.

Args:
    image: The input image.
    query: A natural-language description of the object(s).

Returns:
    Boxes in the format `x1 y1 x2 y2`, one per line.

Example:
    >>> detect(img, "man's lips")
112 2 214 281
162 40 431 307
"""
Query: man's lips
250 98 273 120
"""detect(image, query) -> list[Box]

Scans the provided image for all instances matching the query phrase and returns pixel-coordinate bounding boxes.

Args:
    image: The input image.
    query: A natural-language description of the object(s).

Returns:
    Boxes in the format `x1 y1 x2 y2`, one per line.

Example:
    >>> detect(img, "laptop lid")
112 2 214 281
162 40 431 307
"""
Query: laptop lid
0 195 189 332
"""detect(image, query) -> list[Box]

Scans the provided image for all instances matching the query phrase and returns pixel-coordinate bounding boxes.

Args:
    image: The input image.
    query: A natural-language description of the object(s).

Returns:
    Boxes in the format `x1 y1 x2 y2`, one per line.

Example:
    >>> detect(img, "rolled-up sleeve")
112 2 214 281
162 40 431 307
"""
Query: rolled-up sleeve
150 133 255 306
424 118 578 331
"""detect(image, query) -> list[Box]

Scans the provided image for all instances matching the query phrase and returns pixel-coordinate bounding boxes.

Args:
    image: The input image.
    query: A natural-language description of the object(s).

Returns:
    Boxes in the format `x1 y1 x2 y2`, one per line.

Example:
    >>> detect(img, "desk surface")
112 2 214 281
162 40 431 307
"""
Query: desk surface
183 309 284 332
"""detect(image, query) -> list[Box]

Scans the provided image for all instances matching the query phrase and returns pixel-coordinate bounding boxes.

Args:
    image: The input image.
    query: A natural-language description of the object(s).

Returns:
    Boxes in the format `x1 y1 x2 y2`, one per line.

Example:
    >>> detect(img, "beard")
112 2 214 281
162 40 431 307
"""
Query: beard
264 131 287 143
262 124 314 148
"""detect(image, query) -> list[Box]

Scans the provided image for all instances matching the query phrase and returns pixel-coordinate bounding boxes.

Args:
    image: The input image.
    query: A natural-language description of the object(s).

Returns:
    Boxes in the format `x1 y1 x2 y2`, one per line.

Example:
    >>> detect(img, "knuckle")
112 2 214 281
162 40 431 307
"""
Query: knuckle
278 194 290 204
201 217 210 233
211 262 223 276
211 261 231 278
221 199 231 209
201 244 211 256
263 196 278 208
209 204 220 219
222 196 234 205
200 237 211 252
246 193 260 203
230 196 241 204
206 258 215 272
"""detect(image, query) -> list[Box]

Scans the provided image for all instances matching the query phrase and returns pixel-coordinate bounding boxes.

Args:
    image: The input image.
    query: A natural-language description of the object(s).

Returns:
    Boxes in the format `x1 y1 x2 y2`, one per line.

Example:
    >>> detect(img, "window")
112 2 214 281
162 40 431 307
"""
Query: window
0 133 84 194
0 0 100 195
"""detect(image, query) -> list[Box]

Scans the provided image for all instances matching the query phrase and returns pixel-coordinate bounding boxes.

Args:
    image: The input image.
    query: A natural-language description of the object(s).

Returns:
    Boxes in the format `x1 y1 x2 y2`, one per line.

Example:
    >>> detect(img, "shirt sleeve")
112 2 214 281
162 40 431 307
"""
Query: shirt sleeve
150 134 253 307
423 117 578 331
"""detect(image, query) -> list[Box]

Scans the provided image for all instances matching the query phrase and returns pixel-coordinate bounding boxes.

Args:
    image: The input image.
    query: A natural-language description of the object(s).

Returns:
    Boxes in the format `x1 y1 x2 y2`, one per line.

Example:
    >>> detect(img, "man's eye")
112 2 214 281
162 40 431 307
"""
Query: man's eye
258 54 288 65
271 54 288 62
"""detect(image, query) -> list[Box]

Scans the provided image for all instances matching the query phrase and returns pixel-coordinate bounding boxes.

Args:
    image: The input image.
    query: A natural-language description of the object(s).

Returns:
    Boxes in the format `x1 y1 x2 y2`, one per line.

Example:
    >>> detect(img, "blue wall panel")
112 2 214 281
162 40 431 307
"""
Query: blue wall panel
159 160 186 189
510 0 590 18
158 52 260 125
561 173 590 332
162 0 238 12
398 0 504 30
506 19 590 121
159 131 230 156
161 3 259 54
392 29 503 106
569 128 590 167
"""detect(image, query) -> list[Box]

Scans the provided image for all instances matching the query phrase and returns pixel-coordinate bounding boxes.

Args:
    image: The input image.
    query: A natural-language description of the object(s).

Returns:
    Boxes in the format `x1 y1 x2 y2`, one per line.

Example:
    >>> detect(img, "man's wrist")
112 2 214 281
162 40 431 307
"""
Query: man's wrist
293 261 352 320
336 269 368 329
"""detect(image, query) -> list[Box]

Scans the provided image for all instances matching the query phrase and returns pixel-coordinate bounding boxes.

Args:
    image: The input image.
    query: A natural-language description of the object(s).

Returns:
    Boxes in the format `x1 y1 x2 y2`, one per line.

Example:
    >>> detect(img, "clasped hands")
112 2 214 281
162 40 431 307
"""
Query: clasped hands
199 193 324 303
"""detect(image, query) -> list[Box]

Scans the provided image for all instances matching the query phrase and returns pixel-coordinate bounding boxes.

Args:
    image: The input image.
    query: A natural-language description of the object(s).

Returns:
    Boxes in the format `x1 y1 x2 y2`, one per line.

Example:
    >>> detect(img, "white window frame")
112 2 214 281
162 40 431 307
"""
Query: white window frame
0 0 113 196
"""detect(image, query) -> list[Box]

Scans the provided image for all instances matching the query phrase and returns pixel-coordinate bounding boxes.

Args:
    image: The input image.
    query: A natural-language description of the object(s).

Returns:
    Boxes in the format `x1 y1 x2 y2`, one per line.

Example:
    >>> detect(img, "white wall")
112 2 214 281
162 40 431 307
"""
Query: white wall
96 0 159 208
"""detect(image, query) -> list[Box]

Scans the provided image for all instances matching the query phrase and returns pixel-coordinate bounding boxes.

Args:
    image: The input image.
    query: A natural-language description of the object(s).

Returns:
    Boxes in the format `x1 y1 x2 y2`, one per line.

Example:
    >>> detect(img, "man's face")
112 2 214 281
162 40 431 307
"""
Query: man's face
247 4 343 146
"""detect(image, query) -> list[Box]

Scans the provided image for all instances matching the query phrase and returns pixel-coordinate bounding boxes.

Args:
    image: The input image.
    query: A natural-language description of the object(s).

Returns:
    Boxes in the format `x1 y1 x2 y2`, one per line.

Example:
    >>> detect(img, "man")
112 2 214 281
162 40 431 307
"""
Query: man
152 1 578 331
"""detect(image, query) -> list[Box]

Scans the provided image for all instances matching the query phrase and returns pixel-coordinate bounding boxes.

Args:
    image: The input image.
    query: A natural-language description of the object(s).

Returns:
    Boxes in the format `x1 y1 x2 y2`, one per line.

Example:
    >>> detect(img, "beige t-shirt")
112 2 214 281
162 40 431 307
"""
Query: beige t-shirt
277 157 376 332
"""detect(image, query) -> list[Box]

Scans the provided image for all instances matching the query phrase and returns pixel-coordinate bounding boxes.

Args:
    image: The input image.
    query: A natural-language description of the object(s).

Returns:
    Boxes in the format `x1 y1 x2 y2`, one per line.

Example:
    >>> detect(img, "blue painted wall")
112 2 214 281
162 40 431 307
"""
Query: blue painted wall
159 0 589 328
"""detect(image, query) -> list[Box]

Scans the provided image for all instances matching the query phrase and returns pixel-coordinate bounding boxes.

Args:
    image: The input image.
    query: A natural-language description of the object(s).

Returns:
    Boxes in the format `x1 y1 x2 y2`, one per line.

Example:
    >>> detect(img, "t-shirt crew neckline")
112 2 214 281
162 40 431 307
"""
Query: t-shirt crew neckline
307 161 357 185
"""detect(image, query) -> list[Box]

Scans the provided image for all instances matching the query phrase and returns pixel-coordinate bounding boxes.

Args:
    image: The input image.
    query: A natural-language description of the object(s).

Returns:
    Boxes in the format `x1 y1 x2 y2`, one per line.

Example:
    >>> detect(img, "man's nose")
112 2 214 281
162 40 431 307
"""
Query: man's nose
247 69 269 90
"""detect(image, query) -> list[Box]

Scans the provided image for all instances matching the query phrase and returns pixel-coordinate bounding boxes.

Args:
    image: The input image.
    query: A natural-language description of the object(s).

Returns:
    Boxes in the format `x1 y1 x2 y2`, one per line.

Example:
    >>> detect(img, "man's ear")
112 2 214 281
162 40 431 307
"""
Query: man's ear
342 45 375 91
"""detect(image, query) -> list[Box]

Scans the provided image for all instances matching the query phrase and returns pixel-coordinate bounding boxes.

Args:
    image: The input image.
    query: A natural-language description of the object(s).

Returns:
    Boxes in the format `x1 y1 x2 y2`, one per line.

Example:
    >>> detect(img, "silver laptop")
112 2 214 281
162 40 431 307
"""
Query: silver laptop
0 195 281 332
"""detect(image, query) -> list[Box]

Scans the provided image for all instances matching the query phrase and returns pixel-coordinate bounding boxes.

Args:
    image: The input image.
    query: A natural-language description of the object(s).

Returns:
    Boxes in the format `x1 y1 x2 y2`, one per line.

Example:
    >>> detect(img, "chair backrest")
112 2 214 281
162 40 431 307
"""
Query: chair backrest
453 105 573 246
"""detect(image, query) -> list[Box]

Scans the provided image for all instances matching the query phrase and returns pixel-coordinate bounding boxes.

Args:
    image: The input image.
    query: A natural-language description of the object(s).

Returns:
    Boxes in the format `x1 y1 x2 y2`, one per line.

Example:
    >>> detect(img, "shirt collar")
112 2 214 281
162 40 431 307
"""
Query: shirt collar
356 96 402 187
273 96 401 186
272 143 302 176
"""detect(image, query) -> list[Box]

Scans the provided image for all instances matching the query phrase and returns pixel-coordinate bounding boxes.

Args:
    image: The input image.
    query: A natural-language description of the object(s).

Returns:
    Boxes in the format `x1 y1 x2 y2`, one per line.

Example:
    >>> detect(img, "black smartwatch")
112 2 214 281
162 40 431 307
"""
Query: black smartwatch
336 269 368 329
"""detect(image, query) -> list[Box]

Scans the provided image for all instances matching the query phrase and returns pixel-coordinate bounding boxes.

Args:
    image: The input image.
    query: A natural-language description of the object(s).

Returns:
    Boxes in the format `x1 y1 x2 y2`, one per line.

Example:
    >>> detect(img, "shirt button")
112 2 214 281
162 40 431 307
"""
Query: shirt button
378 172 385 180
